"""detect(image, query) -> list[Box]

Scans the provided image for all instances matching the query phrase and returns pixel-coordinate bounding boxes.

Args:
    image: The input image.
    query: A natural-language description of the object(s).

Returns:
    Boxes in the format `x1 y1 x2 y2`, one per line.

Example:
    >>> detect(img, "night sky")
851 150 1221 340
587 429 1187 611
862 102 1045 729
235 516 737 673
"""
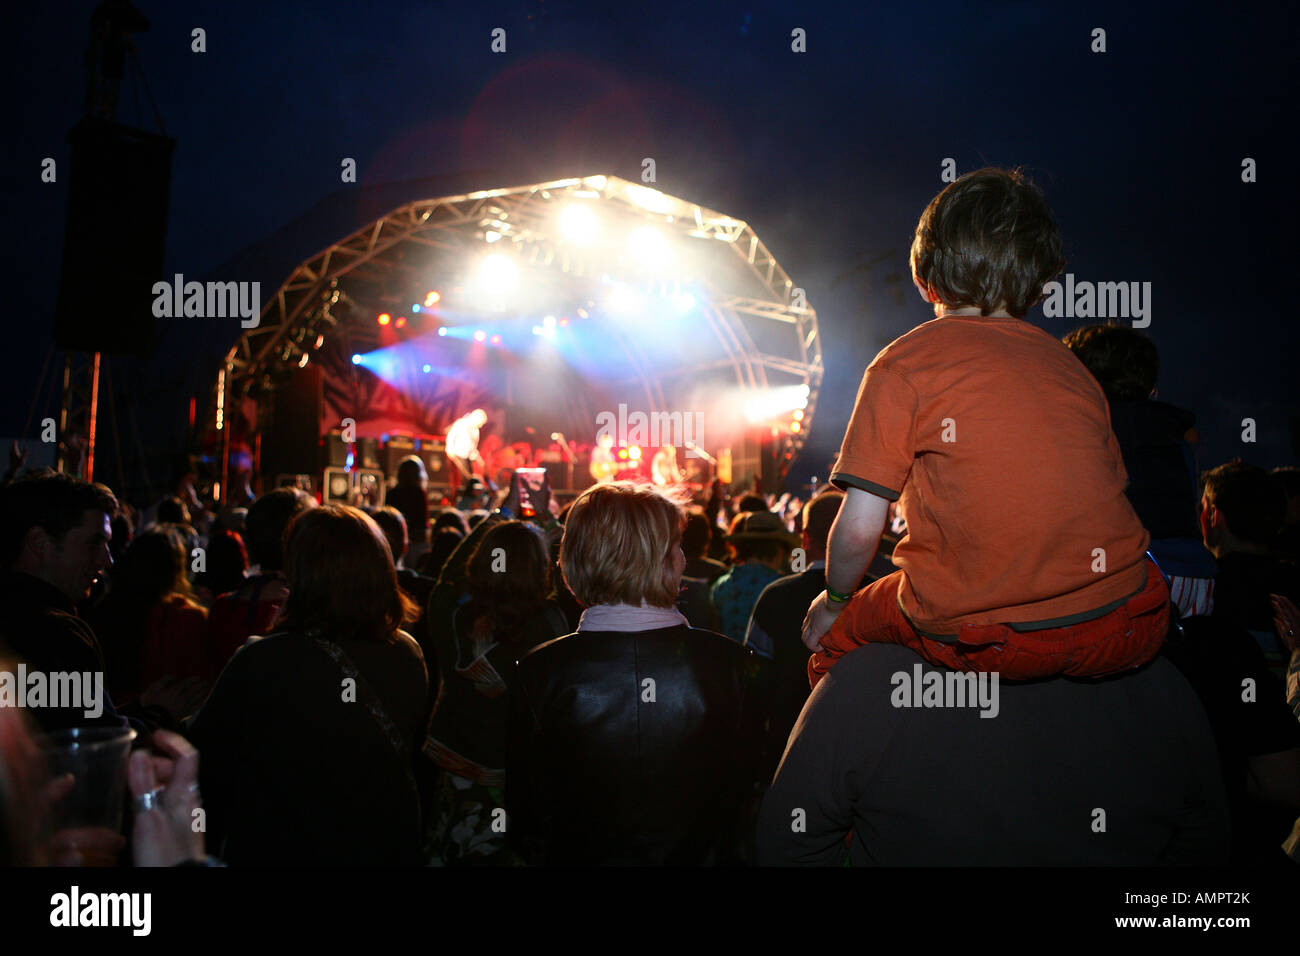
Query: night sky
3 0 1296 493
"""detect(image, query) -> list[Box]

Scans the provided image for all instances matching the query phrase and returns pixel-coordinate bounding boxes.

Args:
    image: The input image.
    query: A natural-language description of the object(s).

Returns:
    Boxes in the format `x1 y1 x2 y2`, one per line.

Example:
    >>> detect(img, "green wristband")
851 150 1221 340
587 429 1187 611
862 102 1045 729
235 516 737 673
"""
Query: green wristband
827 587 852 604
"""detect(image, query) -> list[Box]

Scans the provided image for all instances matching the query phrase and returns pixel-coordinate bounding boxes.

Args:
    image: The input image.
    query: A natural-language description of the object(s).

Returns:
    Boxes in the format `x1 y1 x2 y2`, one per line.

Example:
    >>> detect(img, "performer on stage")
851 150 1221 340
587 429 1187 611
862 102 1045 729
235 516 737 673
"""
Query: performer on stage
651 444 683 486
589 432 617 484
446 408 488 488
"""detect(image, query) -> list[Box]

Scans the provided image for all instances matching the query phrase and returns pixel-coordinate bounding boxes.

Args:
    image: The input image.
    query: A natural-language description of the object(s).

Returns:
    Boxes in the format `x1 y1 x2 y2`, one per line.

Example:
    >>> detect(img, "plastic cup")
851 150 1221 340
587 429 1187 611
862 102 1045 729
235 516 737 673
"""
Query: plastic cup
44 725 137 835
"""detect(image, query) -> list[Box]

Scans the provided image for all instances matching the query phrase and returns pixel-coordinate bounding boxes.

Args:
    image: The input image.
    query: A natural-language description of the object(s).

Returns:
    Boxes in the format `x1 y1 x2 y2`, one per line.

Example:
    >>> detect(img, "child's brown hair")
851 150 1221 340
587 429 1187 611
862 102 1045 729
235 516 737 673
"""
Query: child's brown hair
910 167 1065 319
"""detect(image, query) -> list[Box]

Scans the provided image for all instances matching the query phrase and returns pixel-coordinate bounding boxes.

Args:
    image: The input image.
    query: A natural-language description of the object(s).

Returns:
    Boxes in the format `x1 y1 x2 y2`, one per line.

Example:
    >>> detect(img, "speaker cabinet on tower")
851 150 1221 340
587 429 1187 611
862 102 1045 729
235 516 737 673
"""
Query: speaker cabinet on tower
55 118 175 358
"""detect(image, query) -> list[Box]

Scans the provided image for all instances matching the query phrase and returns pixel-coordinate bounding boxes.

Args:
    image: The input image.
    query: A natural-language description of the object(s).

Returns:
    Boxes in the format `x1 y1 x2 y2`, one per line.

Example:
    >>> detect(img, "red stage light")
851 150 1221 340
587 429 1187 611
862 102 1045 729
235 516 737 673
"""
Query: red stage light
377 313 391 326
395 316 407 329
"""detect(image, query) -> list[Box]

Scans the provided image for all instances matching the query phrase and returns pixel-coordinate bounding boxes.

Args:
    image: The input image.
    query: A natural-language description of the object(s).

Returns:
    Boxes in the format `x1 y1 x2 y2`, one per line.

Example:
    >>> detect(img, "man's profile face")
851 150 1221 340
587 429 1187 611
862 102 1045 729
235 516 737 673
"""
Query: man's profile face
47 510 113 602
1198 495 1223 552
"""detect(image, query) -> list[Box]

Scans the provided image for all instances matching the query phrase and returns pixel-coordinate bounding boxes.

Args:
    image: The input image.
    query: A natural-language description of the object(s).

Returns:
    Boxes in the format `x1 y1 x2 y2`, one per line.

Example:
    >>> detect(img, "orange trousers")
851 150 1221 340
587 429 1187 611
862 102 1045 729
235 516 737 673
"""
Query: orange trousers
809 559 1170 687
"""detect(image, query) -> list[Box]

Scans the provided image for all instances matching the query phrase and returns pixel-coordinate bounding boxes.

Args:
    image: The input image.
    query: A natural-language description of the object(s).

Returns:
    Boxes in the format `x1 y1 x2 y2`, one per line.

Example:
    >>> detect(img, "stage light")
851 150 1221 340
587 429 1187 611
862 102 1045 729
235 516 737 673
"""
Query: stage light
313 334 325 350
576 307 588 319
422 364 432 374
490 334 501 345
559 317 569 326
475 254 518 309
629 445 642 460
617 449 628 460
532 314 557 338
438 327 448 337
791 421 802 433
792 409 805 421
424 290 441 307
558 203 599 244
298 353 310 368
412 304 421 313
474 330 487 343
628 226 671 268
351 354 362 365
744 384 815 423
608 283 644 315
395 316 407 329
377 313 391 326
485 231 502 243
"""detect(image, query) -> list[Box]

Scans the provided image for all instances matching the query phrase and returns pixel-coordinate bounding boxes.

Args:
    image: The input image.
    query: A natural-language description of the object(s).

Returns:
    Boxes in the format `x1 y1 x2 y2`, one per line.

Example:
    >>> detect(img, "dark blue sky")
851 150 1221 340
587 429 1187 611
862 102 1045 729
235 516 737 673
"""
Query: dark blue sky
3 0 1296 489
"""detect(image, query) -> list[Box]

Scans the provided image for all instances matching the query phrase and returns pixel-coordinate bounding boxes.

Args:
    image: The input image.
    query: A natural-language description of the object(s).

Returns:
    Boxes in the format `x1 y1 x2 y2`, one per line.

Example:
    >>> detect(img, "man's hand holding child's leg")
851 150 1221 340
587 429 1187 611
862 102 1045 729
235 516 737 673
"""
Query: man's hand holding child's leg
802 589 846 654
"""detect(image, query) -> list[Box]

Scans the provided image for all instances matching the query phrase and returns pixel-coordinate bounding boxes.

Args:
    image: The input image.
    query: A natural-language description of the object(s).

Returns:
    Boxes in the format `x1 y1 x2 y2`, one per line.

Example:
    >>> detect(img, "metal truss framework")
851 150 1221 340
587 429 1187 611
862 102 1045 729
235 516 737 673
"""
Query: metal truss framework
216 175 823 496
57 352 100 481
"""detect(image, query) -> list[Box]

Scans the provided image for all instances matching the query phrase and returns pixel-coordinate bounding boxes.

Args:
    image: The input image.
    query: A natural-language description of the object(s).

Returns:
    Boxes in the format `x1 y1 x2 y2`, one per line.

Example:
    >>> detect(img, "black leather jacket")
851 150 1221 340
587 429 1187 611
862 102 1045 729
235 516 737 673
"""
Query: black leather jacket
507 623 762 865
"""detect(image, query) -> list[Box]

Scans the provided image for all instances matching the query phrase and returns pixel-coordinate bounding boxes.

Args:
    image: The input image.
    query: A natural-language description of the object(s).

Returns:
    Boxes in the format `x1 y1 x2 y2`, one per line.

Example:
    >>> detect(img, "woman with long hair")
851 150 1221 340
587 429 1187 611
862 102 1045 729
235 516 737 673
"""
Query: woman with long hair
424 515 569 864
91 524 208 704
187 505 432 865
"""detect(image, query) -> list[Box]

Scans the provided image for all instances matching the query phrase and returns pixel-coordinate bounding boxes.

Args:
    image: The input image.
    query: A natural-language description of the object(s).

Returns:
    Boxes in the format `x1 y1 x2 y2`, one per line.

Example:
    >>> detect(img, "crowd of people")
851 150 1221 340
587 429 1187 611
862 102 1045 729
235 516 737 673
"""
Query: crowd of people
1 166 1298 867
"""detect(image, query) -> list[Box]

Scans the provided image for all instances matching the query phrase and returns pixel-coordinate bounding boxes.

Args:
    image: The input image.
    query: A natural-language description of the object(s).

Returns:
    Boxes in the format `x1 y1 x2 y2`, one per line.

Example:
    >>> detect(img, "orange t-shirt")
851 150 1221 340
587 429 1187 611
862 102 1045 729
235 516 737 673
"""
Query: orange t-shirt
831 313 1149 636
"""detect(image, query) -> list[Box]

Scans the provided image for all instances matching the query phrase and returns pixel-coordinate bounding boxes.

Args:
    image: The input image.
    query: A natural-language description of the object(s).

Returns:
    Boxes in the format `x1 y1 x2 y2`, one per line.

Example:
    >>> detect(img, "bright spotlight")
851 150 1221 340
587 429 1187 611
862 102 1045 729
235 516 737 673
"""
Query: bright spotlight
792 409 805 422
297 353 310 368
474 330 487 343
629 445 642 460
351 354 362 365
743 385 814 423
478 254 518 289
490 334 501 345
608 284 644 315
422 364 432 374
671 292 696 314
424 290 441 307
558 203 599 244
628 226 671 268
377 313 391 326
438 327 448 336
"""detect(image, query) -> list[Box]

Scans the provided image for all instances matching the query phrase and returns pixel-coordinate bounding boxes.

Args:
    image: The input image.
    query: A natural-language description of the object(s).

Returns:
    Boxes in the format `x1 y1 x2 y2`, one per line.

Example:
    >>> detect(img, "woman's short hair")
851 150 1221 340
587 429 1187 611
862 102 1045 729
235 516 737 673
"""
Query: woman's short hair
560 482 683 608
279 505 418 641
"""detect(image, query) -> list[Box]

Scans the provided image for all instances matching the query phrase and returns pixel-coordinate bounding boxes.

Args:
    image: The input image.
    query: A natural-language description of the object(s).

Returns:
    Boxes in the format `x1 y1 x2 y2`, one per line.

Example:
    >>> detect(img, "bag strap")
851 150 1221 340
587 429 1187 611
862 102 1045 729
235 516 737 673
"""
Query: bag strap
304 629 419 795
